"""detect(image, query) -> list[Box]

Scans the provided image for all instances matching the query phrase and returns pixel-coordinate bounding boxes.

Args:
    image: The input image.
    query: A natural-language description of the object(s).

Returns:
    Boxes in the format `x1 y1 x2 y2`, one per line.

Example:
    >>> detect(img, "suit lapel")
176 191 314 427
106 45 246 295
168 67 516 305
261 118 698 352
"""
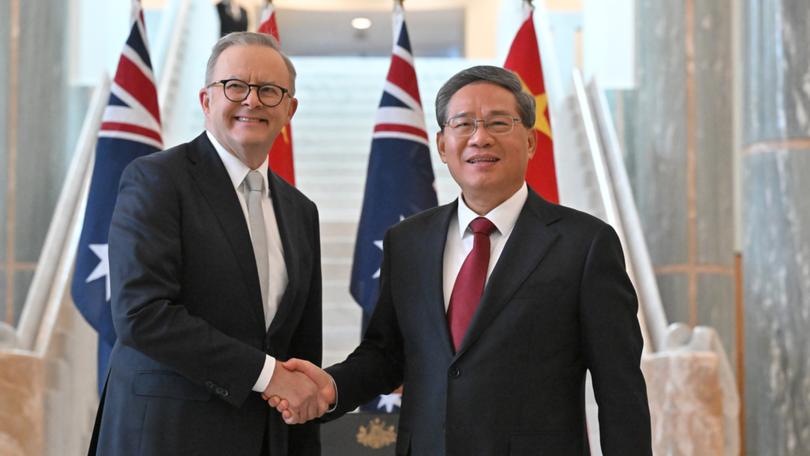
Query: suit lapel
419 202 458 356
266 171 299 337
185 133 265 325
455 191 562 358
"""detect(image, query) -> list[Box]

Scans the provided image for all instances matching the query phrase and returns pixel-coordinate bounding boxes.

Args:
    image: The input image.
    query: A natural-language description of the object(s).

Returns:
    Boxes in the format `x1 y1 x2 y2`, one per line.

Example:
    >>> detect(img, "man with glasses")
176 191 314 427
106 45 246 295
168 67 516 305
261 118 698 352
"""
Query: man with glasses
272 65 652 455
90 32 324 455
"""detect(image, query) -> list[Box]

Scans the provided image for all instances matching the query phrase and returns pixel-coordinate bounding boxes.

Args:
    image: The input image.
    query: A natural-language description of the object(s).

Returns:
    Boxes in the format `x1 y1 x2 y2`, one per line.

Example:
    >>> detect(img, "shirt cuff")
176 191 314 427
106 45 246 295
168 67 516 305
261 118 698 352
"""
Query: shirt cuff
326 374 338 413
251 355 276 392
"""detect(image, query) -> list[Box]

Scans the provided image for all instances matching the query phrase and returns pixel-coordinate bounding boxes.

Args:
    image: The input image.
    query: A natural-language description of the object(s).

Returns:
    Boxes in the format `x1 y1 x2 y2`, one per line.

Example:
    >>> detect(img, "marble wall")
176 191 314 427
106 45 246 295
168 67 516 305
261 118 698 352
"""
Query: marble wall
622 0 737 364
742 1 810 454
1 1 74 327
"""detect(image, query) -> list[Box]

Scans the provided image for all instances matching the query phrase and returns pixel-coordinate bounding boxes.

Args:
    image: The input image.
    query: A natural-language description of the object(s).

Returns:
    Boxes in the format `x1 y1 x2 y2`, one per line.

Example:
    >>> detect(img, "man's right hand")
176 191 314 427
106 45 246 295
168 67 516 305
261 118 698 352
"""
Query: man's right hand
267 358 336 424
262 362 323 423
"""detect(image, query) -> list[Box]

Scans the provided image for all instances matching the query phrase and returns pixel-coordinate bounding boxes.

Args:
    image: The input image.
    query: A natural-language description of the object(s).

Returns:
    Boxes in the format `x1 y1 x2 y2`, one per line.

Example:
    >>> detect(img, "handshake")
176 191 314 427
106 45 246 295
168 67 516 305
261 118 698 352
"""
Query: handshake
261 359 336 425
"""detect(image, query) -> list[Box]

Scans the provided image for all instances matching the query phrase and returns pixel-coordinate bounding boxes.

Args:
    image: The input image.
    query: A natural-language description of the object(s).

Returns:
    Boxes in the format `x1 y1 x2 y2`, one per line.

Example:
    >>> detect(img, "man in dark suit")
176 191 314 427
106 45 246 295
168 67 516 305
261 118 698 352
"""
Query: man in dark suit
90 32 326 455
274 65 652 455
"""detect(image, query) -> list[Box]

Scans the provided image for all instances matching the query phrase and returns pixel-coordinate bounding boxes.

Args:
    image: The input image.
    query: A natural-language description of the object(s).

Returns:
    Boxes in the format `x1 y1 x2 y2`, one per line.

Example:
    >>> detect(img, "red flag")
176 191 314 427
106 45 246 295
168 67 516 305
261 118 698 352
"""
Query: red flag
504 8 558 203
258 3 295 186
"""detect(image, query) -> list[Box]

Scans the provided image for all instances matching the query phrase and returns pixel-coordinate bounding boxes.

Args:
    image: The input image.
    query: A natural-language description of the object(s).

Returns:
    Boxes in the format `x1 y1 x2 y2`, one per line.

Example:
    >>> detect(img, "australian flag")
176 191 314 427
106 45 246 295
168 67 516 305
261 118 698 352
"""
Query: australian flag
71 0 162 393
349 3 437 413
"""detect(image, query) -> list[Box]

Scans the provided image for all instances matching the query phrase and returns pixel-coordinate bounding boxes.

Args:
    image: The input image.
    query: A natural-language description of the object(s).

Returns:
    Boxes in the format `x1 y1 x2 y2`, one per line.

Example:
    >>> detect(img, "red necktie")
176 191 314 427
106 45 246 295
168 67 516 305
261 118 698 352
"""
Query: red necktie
447 217 497 351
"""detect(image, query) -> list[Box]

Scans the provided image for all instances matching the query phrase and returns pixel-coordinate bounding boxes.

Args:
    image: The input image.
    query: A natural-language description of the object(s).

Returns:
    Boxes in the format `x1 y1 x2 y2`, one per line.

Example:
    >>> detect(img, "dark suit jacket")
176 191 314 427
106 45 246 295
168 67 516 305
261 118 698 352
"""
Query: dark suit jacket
326 190 651 456
91 133 322 455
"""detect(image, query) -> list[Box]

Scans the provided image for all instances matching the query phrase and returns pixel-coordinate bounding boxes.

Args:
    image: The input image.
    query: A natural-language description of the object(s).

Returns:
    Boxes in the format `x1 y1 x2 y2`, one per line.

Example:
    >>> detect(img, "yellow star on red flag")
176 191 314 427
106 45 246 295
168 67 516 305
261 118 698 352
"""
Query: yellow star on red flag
504 9 559 203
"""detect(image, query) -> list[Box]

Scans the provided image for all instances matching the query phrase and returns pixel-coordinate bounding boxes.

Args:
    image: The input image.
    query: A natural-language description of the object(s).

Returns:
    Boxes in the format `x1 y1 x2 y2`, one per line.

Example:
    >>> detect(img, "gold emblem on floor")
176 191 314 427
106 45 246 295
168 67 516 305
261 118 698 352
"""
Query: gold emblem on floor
356 417 397 449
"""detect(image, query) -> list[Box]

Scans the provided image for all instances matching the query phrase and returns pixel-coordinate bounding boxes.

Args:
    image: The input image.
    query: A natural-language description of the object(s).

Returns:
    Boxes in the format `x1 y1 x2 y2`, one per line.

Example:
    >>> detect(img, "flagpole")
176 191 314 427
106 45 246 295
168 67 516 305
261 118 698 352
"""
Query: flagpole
393 0 403 42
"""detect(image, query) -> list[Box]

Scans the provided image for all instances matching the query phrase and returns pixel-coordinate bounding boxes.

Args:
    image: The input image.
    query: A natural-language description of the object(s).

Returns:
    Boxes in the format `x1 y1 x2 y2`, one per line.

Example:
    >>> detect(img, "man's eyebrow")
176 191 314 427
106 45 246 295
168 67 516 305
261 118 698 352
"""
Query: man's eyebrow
485 110 515 117
222 76 283 86
449 110 515 118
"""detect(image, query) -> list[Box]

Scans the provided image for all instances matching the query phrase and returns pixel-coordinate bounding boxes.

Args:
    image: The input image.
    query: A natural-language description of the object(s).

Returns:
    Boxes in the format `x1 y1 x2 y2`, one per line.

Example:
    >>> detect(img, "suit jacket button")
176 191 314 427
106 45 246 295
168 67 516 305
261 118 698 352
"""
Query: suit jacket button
205 381 214 389
449 367 461 378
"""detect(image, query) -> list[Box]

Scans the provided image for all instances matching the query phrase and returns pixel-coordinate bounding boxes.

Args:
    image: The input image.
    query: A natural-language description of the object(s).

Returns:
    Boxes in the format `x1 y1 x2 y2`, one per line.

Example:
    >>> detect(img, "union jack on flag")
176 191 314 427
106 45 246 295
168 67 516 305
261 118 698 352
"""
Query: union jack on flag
72 0 162 392
349 2 437 414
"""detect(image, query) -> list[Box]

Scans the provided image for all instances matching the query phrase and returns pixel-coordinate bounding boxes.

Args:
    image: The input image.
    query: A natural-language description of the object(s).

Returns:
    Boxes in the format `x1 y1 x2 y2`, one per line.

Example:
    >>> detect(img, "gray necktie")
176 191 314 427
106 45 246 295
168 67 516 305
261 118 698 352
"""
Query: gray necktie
245 170 269 312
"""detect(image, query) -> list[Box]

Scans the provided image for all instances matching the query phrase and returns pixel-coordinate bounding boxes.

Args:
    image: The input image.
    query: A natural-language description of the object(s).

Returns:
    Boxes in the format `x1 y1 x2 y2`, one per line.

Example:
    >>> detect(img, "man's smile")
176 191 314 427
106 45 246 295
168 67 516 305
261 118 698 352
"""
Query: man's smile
465 154 500 164
234 115 268 124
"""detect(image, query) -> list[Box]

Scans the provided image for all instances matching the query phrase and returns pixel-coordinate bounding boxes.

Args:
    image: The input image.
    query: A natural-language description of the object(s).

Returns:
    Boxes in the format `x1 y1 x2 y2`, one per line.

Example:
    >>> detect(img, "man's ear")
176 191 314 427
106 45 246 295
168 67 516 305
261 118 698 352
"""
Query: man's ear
526 128 537 160
286 97 299 122
436 131 448 164
199 88 210 115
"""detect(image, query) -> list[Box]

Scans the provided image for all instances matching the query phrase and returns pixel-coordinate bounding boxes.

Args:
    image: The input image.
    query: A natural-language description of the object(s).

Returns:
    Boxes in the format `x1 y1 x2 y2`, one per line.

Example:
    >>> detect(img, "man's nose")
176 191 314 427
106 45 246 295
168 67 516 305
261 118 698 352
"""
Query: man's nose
468 122 494 146
242 87 262 108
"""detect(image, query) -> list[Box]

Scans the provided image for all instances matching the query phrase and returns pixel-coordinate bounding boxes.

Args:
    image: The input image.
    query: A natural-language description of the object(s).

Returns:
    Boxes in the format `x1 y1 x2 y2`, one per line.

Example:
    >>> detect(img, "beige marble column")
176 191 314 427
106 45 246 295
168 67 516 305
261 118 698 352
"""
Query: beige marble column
643 352 725 455
0 352 44 456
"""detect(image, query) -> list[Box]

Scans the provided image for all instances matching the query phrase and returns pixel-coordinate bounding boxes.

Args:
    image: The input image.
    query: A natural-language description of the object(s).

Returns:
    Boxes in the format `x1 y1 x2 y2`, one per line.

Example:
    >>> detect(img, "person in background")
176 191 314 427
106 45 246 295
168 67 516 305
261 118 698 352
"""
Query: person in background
217 0 248 37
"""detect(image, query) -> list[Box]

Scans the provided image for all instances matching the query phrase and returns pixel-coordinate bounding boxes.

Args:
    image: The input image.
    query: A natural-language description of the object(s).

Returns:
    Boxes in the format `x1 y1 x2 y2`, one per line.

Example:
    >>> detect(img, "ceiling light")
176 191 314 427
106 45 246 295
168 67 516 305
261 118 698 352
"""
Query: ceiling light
351 17 372 30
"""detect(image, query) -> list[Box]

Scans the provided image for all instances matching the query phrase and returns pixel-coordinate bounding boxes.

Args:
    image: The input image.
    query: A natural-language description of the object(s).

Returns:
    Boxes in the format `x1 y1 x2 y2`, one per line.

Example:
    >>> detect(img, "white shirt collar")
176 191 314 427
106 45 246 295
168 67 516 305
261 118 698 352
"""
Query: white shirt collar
206 130 270 196
456 182 528 239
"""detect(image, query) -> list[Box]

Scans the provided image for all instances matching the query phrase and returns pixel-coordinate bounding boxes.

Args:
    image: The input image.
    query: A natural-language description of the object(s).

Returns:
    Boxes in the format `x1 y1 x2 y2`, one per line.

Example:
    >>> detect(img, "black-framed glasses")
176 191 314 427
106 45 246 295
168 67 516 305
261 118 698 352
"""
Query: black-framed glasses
443 114 522 137
207 78 289 107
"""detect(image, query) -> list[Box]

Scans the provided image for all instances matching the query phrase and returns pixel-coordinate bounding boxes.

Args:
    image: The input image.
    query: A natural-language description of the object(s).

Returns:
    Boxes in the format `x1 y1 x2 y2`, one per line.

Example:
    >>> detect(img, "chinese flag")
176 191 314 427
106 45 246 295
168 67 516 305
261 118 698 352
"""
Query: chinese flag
504 8 558 203
258 3 295 186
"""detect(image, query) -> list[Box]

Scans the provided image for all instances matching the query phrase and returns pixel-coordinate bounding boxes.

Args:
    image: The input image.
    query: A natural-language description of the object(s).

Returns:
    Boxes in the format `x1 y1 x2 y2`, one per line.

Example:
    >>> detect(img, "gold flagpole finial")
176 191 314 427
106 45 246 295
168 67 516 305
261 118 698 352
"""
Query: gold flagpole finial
523 0 534 7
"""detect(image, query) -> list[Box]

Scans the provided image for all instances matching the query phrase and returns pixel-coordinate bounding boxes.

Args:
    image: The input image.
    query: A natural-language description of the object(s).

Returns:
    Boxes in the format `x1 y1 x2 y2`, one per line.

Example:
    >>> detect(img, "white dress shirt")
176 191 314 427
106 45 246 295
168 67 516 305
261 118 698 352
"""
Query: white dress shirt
207 131 288 392
442 183 528 310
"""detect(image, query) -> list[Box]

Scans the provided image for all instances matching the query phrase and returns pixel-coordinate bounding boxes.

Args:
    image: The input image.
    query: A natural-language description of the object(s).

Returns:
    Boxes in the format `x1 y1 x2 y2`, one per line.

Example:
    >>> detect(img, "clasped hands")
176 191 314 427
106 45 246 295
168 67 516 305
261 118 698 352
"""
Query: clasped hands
261 359 335 425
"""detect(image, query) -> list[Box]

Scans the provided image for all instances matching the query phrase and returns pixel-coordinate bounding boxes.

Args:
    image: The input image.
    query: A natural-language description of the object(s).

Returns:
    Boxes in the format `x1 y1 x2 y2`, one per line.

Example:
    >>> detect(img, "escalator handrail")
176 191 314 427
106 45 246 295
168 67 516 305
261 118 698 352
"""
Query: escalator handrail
13 74 111 351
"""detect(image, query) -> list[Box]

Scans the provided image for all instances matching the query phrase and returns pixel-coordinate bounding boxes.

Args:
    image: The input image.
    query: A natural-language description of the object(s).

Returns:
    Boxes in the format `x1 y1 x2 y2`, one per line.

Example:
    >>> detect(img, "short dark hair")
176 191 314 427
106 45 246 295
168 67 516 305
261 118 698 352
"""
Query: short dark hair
205 32 297 95
435 65 536 129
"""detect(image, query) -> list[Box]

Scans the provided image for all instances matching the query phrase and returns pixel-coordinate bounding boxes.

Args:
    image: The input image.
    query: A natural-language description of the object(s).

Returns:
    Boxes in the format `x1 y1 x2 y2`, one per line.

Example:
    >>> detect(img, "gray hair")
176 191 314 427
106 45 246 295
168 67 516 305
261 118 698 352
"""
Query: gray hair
205 32 297 95
435 65 536 129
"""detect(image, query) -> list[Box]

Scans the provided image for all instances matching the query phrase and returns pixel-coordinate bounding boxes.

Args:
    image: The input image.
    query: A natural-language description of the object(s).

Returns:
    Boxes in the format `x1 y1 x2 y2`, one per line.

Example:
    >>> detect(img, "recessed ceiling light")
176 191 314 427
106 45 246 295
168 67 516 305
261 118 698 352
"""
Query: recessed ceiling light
351 17 372 30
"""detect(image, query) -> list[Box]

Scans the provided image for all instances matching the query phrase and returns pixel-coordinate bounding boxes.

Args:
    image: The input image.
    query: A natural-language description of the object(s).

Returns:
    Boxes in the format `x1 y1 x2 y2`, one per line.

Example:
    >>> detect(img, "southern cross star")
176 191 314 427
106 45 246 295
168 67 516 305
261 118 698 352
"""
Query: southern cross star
376 393 401 413
86 243 111 301
372 215 406 279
